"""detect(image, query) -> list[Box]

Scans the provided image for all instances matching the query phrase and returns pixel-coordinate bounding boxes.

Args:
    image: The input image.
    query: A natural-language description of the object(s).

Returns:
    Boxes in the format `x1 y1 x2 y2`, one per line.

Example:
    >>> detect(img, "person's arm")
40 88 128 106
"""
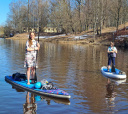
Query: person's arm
108 47 116 53
107 47 112 53
27 47 35 51
108 50 110 53
107 48 110 53
26 41 36 51
110 47 117 53
114 47 117 53
27 46 39 51
28 41 40 51
36 42 40 50
33 41 40 51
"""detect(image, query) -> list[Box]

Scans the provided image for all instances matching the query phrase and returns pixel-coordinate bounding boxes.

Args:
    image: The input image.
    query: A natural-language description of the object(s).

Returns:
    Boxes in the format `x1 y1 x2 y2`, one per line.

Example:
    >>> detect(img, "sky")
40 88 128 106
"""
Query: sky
0 0 12 26
0 0 75 26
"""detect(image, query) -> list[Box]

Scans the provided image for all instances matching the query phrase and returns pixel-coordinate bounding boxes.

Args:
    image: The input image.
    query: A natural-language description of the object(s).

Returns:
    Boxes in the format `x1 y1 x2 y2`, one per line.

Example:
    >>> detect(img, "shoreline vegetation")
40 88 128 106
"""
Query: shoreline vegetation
3 23 128 47
1 0 128 48
0 0 128 47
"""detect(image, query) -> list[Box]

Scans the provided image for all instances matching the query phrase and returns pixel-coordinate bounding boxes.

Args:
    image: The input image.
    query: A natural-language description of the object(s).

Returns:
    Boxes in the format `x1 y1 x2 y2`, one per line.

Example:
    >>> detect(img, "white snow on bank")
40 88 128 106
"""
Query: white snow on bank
74 35 92 39
115 35 128 40
35 34 66 39
31 34 92 39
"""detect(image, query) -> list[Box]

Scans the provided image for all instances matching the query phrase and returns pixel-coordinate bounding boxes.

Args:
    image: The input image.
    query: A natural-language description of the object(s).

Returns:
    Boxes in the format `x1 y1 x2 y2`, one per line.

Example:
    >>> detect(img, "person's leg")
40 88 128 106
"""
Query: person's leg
31 67 35 82
26 92 30 103
27 67 31 85
31 93 35 103
108 55 111 71
112 57 115 66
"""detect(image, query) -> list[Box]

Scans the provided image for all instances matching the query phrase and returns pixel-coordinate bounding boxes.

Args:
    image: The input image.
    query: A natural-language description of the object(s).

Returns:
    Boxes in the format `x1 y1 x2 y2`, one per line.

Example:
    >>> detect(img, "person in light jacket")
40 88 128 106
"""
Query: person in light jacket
107 42 117 71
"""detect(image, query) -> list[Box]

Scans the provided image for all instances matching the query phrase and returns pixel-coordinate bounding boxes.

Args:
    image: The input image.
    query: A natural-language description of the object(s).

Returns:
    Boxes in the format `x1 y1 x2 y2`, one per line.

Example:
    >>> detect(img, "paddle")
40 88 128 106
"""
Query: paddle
34 27 40 82
111 63 115 72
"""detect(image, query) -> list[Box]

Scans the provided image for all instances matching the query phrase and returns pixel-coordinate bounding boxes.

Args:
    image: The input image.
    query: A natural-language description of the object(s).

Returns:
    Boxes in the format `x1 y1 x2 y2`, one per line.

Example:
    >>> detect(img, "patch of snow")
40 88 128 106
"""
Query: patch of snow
74 35 91 39
115 35 128 40
35 34 66 39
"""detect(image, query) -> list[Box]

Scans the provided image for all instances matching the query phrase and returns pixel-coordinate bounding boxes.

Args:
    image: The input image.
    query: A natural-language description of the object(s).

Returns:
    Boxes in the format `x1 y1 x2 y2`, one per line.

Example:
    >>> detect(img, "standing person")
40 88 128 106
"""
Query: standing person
24 32 40 85
107 42 117 71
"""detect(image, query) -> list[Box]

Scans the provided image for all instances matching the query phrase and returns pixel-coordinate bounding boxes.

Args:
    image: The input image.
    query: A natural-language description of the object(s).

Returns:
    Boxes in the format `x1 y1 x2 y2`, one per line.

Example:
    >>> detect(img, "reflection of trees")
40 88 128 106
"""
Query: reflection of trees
1 39 27 73
39 42 71 86
105 78 128 113
116 48 128 75
3 39 41 73
32 43 128 113
4 39 128 113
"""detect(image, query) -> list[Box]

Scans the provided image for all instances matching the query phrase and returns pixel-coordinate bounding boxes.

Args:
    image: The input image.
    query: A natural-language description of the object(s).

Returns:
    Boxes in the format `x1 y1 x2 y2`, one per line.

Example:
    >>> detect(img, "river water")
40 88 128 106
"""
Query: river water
0 38 128 114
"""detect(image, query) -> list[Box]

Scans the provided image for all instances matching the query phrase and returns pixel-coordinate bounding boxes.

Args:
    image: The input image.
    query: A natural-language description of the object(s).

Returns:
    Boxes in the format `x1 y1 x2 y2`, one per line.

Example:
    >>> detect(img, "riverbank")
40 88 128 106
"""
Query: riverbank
4 30 112 46
5 22 128 47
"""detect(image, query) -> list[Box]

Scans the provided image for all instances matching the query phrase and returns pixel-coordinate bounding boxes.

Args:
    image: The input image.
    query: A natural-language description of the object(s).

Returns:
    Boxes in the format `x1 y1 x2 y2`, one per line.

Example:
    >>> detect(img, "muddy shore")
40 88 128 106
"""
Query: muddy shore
4 23 128 47
5 31 112 46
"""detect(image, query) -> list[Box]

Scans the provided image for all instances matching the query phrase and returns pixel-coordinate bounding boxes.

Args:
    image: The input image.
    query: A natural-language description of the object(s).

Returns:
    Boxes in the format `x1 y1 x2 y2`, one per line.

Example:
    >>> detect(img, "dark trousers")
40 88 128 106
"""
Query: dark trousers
108 54 115 66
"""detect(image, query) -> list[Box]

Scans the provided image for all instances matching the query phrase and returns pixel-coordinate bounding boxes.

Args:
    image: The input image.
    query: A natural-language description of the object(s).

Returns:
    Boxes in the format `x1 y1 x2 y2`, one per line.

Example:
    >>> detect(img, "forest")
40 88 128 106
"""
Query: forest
1 0 128 37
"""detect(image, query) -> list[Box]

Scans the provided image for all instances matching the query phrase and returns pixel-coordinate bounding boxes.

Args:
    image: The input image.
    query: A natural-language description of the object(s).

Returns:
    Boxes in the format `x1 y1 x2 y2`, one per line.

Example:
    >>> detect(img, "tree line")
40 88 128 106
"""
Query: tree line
2 0 128 37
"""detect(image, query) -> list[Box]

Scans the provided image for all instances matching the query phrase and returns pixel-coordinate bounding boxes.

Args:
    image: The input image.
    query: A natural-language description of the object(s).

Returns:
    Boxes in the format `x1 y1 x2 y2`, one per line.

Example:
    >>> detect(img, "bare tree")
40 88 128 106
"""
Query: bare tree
4 0 128 36
75 0 83 32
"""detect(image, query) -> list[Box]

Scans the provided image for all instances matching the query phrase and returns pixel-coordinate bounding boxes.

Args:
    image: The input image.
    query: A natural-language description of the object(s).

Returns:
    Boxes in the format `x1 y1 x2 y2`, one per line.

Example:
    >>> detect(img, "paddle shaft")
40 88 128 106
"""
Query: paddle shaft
34 30 40 82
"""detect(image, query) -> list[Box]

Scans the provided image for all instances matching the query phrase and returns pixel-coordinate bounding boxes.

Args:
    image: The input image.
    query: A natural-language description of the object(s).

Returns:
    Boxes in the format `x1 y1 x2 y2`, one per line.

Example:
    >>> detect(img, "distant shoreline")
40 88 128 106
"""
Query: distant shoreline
3 22 128 47
4 32 110 46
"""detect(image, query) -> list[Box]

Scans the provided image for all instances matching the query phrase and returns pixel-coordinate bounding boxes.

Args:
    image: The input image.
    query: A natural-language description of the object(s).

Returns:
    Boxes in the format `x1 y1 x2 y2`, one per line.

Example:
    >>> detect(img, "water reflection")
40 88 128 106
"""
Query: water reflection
12 85 25 92
1 38 128 113
6 79 70 107
40 95 70 105
23 92 37 114
105 78 126 113
105 78 117 109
